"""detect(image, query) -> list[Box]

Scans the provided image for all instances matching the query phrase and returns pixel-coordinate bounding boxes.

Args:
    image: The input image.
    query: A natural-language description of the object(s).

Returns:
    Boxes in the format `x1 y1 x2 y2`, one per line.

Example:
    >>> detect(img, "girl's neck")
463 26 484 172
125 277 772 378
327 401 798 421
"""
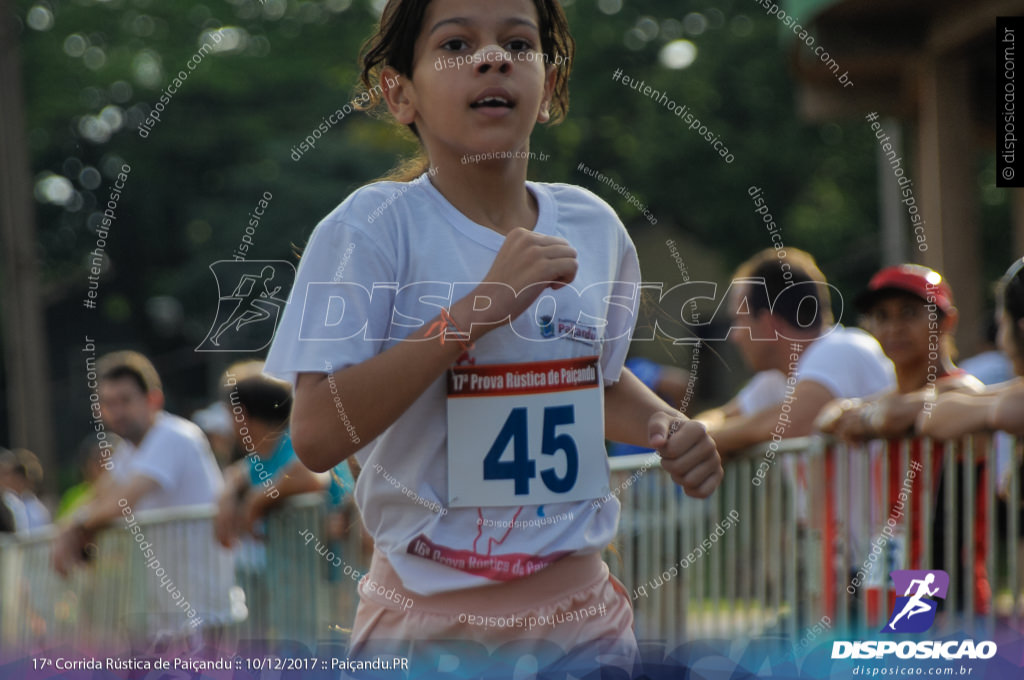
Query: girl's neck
428 155 537 235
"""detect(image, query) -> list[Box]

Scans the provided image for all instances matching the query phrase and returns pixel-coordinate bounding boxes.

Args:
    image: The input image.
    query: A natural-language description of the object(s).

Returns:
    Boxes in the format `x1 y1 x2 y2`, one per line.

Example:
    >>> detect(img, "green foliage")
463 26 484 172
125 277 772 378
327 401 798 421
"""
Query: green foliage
18 0 884 328
10 0 1008 435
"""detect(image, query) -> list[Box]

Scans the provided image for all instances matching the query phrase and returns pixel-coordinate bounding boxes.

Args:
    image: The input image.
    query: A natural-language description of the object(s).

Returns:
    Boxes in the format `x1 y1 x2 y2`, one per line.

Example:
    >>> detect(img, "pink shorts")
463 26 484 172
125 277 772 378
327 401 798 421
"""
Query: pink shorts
351 549 638 675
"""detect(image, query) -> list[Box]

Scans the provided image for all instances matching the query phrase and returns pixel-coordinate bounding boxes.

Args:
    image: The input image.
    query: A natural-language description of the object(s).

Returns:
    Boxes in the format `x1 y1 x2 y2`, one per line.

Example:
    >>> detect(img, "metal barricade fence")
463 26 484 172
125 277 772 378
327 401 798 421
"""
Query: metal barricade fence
1 437 1021 652
0 493 372 653
607 434 1023 643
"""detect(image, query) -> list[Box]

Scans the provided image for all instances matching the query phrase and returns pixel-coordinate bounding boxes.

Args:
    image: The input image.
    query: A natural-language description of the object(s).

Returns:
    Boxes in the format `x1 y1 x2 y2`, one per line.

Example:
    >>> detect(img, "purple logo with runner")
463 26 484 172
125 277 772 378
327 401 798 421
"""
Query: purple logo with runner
882 570 949 633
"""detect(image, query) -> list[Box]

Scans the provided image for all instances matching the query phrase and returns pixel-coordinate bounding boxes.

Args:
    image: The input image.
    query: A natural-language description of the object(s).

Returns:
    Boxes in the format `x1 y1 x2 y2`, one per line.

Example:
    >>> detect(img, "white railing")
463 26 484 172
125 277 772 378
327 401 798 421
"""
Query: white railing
1 435 1020 652
0 493 369 652
609 434 1023 643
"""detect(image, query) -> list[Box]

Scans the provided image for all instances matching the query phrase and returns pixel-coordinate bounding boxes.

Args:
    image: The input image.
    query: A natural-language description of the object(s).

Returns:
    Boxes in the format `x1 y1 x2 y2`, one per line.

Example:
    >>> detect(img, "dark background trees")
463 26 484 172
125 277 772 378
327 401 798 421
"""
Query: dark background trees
2 0 1011 490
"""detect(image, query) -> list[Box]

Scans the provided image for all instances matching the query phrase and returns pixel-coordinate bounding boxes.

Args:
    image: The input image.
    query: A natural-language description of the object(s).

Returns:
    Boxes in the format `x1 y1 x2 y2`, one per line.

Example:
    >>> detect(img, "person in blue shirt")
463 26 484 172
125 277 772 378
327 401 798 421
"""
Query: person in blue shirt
214 361 349 547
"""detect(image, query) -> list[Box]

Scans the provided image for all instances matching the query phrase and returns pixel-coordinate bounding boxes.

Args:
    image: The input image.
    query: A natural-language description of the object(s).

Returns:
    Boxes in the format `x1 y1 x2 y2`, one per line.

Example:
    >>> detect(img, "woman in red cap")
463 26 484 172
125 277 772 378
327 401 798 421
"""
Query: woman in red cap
819 264 982 439
817 264 987 620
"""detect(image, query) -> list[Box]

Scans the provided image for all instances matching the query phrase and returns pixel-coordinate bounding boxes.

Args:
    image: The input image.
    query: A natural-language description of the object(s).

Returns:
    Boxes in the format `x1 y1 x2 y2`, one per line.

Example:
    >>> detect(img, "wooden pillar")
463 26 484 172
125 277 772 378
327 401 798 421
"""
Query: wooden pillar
879 118 908 267
0 0 55 488
916 53 982 356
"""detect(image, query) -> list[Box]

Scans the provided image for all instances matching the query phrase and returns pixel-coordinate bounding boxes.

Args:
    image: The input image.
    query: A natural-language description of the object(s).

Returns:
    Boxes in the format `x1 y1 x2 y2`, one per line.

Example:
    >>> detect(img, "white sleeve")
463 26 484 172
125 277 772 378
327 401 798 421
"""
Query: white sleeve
264 218 397 386
736 370 787 415
129 426 183 491
796 341 847 399
797 331 894 400
600 232 641 385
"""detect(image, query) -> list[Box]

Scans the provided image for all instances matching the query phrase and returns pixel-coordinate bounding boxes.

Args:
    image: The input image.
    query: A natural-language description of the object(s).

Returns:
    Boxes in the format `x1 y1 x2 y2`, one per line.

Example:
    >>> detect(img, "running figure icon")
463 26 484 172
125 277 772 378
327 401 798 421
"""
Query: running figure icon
886 573 939 630
196 260 295 353
211 266 281 346
881 569 949 634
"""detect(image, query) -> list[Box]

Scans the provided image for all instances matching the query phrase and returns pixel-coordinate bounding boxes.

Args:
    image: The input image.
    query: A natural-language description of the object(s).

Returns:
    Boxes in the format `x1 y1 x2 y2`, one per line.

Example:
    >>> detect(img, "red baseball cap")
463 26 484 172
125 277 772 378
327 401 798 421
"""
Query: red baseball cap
854 264 955 315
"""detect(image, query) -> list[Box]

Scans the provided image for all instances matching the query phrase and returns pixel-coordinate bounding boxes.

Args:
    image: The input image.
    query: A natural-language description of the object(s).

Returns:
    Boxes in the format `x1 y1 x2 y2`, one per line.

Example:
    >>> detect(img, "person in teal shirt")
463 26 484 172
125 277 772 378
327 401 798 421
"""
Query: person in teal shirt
214 361 329 548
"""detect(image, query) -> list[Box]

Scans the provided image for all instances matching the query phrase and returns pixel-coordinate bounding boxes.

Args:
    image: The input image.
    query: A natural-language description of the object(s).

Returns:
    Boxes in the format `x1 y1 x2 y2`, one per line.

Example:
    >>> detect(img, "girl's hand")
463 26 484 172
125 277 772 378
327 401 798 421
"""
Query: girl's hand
650 413 723 498
456 228 577 340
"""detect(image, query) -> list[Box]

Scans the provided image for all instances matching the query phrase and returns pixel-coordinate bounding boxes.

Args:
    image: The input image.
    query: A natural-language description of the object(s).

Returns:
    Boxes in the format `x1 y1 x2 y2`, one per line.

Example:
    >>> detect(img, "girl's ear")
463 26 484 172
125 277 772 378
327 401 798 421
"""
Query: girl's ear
537 63 557 124
381 66 416 125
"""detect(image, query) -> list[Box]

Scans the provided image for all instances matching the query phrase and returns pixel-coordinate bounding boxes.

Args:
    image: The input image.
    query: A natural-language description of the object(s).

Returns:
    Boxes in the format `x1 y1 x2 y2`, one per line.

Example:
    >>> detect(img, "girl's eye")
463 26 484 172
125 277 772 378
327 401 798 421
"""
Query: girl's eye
506 39 532 52
441 38 469 51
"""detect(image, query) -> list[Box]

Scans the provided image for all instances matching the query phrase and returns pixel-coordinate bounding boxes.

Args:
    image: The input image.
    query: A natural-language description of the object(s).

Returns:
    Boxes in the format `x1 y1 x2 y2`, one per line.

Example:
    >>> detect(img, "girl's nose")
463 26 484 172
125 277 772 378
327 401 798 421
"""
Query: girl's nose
475 45 512 74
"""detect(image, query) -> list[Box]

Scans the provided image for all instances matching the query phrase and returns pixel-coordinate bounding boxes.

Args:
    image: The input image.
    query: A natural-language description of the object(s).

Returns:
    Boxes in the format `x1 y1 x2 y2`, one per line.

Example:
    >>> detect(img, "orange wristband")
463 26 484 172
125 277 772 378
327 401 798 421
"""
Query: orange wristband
425 308 474 352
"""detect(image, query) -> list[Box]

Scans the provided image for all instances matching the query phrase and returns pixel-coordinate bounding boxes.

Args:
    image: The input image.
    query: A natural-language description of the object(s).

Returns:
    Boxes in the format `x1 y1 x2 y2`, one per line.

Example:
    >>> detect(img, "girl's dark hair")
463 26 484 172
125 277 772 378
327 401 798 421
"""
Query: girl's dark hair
357 0 575 182
998 257 1024 350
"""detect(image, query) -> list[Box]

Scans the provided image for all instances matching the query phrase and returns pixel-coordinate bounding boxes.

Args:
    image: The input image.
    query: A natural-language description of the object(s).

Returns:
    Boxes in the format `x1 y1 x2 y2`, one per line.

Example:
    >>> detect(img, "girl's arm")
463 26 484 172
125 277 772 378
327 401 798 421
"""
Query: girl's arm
293 324 465 472
605 369 723 498
291 228 578 472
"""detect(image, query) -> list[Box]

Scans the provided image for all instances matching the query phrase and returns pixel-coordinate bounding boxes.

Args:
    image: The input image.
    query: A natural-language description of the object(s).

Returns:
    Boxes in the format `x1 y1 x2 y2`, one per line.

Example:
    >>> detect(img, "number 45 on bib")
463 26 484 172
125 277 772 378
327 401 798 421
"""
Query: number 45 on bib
446 356 611 507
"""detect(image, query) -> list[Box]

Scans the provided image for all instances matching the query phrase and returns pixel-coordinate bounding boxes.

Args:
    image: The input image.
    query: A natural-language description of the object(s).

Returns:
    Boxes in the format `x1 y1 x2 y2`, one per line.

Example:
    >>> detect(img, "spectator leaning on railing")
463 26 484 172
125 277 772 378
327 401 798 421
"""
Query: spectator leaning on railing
213 360 327 548
697 248 896 455
921 257 1024 439
917 258 1024 615
51 350 233 636
817 265 983 439
816 265 989 616
53 351 226 574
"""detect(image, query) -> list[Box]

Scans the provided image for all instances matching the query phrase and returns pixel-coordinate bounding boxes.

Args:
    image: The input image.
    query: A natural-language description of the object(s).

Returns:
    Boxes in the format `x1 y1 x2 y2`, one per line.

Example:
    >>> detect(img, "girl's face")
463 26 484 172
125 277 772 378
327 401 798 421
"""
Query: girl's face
384 0 555 164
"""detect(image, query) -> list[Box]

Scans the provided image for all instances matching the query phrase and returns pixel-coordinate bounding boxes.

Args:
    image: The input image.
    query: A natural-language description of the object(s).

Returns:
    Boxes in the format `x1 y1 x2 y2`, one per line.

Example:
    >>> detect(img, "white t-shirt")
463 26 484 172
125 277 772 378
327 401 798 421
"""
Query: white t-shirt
265 174 641 595
109 411 233 631
736 370 787 415
1 491 28 533
20 494 50 532
110 411 224 511
797 326 895 399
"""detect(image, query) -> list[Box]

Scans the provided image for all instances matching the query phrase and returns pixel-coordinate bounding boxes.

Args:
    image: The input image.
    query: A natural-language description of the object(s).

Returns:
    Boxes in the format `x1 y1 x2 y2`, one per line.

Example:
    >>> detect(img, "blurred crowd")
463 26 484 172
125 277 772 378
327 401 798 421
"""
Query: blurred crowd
0 354 358 568
618 250 1024 618
1 250 1022 628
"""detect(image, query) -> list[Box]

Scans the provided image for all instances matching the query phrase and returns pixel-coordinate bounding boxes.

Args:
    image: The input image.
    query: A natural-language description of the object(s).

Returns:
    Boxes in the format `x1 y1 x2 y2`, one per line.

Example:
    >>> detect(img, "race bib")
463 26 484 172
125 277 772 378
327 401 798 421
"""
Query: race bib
446 356 609 507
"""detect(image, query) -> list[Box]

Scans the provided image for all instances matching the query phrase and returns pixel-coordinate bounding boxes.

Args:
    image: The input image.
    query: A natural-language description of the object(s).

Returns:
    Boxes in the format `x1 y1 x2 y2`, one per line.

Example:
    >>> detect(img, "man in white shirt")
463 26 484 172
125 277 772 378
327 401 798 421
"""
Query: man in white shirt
52 351 232 635
699 248 895 455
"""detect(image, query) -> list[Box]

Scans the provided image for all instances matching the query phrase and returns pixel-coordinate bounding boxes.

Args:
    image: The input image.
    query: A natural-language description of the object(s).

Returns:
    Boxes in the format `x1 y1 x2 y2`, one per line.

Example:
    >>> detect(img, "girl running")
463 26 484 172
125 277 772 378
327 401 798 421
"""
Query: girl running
265 0 722 673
